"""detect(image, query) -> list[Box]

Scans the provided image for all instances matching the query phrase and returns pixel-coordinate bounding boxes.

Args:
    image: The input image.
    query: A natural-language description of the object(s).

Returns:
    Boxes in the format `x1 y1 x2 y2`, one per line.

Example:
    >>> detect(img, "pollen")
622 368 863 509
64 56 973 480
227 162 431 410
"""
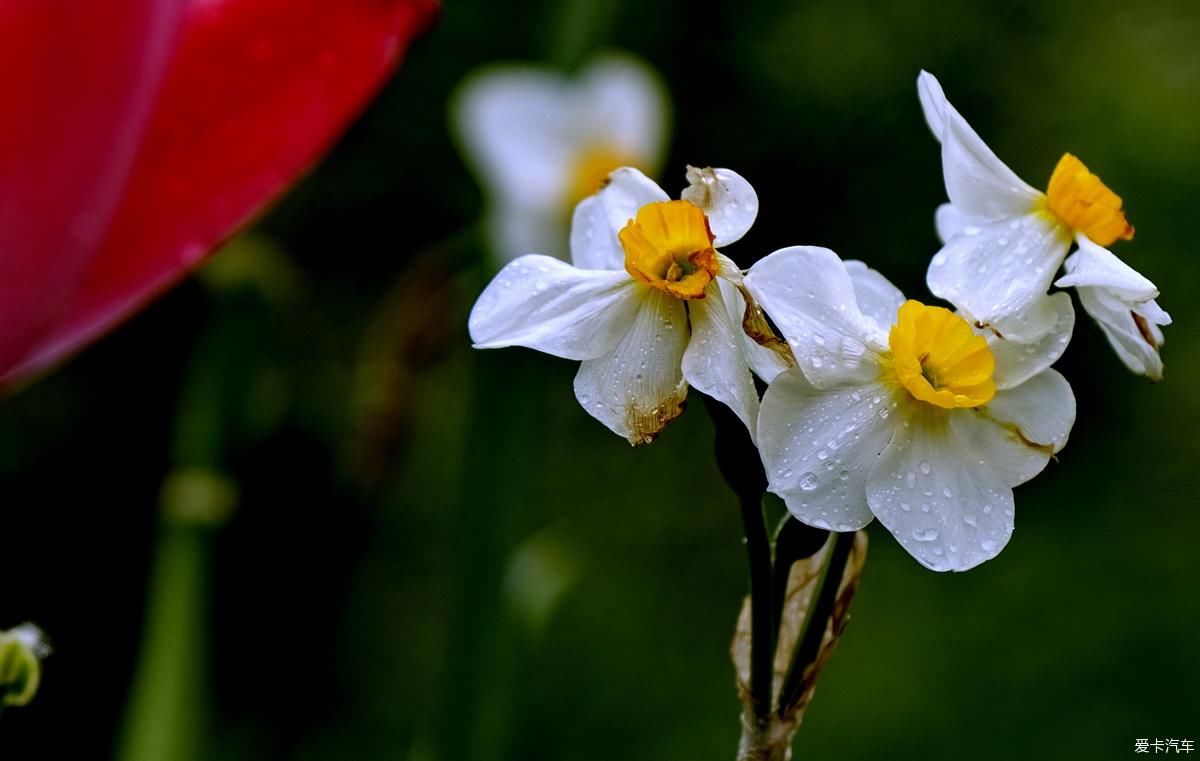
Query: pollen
1044 153 1134 247
887 300 995 410
567 145 640 208
620 200 717 300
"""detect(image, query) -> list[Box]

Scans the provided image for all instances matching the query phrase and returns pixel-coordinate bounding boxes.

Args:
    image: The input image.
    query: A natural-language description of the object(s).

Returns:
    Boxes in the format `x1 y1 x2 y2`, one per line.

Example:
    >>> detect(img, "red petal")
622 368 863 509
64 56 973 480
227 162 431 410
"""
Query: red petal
2 0 437 385
0 0 185 381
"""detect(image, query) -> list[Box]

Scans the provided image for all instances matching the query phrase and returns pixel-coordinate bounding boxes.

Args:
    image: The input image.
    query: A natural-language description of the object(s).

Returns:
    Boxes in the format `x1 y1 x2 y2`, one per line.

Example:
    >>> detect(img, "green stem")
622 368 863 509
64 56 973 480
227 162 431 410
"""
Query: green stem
115 523 211 761
776 531 856 717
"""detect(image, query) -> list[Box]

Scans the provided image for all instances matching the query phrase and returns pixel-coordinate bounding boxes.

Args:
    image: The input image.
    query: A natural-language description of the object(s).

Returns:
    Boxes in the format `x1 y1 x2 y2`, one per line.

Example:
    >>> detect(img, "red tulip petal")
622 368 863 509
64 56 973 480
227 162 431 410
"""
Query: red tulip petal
0 0 186 380
3 0 437 385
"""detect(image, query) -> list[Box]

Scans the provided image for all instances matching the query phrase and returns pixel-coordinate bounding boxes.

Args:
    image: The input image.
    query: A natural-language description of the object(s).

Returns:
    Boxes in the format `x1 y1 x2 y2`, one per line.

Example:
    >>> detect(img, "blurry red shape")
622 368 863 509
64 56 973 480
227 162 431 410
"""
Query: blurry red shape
0 0 437 388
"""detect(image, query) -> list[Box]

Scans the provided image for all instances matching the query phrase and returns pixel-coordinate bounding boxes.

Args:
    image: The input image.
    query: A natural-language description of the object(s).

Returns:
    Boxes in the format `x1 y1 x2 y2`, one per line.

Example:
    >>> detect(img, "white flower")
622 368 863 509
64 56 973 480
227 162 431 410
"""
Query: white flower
918 70 1170 378
453 54 668 263
469 166 764 445
745 246 1076 571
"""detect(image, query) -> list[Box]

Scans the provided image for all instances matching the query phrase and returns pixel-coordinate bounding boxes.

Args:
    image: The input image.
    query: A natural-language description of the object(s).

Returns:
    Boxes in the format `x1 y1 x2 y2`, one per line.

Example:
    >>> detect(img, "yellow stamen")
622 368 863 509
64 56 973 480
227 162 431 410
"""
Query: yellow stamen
620 200 717 300
567 145 641 208
887 300 995 409
1044 153 1134 246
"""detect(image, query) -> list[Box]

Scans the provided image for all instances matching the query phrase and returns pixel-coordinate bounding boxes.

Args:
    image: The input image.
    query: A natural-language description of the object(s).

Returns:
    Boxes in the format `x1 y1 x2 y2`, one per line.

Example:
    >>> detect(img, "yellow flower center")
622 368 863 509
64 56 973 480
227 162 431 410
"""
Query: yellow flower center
619 200 717 300
567 145 641 208
1043 153 1134 247
887 300 995 409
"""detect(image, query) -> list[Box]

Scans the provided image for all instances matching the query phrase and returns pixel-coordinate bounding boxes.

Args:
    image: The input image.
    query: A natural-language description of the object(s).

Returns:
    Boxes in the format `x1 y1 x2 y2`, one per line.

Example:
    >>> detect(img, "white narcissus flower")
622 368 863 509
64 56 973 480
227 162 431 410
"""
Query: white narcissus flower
470 167 766 445
918 70 1171 379
745 246 1076 572
453 54 668 263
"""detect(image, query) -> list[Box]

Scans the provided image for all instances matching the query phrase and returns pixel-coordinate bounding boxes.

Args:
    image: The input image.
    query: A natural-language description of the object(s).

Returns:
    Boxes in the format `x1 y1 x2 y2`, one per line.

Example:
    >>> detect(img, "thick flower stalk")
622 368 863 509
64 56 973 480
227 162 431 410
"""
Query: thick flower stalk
454 54 669 263
918 71 1170 378
0 0 437 389
746 246 1076 571
469 166 769 443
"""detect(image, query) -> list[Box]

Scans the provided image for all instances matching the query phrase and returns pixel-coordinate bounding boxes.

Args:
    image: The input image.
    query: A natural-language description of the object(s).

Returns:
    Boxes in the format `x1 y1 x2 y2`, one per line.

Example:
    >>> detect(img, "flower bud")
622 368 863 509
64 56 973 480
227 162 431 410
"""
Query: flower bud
0 623 51 707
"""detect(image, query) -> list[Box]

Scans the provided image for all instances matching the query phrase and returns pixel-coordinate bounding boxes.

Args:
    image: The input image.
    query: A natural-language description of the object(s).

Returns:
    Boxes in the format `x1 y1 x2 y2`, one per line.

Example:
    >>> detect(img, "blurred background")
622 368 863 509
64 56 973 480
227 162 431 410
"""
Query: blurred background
1 0 1197 758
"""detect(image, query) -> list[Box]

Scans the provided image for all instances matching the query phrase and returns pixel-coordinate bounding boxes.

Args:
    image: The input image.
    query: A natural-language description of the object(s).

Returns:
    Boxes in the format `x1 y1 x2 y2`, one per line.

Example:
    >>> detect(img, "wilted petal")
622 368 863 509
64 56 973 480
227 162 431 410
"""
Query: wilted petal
574 289 688 445
1076 283 1168 379
718 278 791 384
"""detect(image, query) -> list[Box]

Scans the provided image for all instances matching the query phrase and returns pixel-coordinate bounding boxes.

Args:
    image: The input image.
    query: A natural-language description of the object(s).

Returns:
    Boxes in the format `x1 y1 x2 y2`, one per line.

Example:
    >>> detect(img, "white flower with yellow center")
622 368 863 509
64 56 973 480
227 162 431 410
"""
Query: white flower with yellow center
918 70 1171 379
469 167 763 444
745 246 1076 571
454 54 668 263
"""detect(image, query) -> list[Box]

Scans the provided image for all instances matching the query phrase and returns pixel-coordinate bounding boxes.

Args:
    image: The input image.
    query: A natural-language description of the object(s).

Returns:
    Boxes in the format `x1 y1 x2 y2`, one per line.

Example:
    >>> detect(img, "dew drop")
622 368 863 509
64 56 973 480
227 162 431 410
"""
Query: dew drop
798 472 819 491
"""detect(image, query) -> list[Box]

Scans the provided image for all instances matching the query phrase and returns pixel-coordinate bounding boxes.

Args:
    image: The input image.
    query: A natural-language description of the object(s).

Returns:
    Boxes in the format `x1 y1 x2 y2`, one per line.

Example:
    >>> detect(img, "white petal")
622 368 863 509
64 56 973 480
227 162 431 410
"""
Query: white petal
487 202 567 263
469 255 640 359
575 54 669 172
917 71 1043 220
758 369 893 531
574 289 689 444
935 203 987 244
680 166 759 247
683 283 760 437
744 246 886 388
987 292 1075 390
1056 234 1160 303
983 369 1076 456
453 66 575 211
866 412 1018 572
844 259 905 334
717 278 791 384
927 212 1070 341
1075 283 1168 379
1058 236 1170 379
569 167 669 270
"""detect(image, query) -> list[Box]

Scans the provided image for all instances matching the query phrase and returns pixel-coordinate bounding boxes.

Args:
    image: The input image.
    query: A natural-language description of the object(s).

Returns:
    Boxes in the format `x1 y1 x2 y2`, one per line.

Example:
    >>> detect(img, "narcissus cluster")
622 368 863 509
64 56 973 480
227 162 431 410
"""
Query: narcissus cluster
468 71 1168 572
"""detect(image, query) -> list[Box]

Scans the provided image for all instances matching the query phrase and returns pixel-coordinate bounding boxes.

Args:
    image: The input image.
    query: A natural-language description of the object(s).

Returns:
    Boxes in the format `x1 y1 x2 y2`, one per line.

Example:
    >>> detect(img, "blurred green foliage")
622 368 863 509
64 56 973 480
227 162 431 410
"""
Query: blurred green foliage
0 0 1197 759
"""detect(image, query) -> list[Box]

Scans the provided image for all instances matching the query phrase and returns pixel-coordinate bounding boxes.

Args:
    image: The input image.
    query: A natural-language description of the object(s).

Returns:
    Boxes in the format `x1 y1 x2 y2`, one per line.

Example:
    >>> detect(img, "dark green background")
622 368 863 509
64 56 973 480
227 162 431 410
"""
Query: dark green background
1 0 1196 758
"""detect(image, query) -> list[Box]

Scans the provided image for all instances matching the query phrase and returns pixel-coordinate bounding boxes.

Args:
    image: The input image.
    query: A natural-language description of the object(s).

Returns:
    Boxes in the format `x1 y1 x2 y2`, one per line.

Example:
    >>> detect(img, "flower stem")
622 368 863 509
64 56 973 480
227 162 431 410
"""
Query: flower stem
739 487 775 725
701 396 774 726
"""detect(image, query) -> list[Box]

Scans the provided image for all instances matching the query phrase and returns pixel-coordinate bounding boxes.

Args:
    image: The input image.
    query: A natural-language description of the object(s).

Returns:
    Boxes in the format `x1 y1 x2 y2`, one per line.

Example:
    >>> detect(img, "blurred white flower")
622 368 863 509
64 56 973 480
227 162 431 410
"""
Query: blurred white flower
746 246 1075 571
470 166 764 445
454 54 669 263
919 70 1170 378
